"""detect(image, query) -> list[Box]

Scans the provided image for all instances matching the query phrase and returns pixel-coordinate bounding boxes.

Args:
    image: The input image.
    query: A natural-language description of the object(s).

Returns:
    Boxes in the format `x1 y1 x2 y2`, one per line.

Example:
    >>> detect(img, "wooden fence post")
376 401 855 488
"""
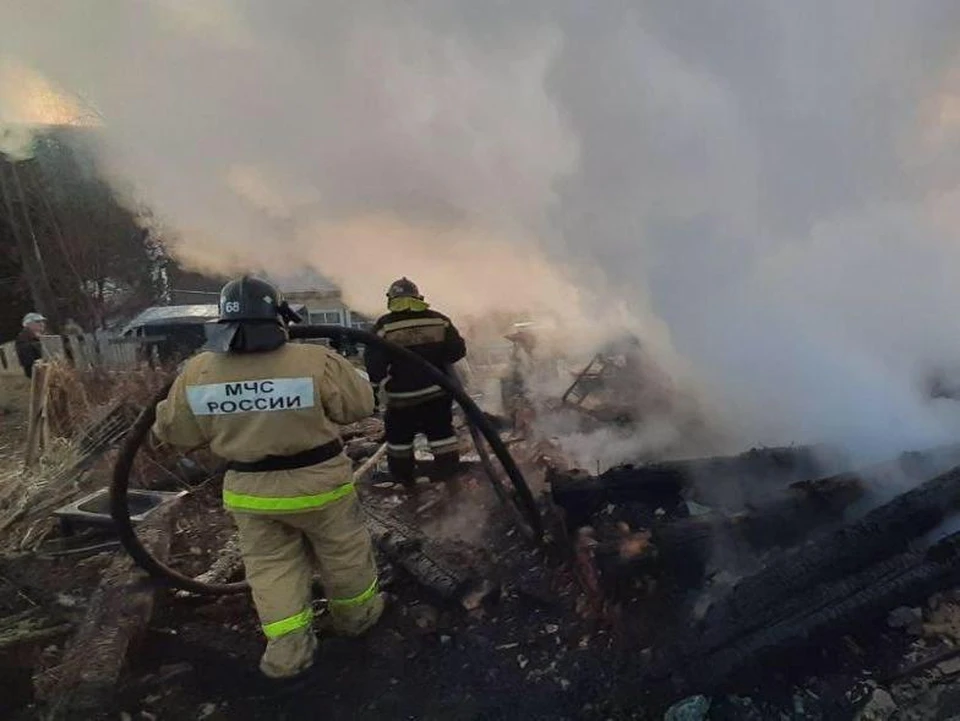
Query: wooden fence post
23 362 49 467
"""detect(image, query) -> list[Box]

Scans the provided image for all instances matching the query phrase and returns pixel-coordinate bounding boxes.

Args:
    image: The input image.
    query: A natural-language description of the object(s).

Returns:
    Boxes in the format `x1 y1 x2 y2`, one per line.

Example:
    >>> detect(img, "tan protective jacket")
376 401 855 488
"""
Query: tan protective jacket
154 343 374 514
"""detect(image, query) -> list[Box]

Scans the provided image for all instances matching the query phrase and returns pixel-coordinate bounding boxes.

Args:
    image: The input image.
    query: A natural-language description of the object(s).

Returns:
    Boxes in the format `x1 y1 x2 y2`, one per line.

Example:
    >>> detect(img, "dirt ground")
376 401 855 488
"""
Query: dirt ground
7 369 960 719
4 476 953 721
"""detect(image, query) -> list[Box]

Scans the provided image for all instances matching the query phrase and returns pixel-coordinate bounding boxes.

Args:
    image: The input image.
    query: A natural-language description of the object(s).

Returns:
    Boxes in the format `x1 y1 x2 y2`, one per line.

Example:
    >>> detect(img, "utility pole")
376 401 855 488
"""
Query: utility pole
0 155 60 331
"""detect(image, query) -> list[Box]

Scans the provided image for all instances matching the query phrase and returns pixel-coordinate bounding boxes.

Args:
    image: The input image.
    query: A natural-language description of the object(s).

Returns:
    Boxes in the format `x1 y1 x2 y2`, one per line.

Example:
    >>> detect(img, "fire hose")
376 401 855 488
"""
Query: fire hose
445 364 510 505
110 325 543 595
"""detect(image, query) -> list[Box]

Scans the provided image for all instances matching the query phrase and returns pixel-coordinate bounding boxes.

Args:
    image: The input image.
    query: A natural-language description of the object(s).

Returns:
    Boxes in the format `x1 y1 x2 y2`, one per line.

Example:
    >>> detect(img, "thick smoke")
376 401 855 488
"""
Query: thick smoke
4 1 960 460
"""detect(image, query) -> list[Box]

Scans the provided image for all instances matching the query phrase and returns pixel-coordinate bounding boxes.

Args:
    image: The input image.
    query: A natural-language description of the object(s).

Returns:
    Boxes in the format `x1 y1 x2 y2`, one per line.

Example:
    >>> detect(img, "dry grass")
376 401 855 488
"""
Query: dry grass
0 376 31 457
0 375 31 415
0 362 173 552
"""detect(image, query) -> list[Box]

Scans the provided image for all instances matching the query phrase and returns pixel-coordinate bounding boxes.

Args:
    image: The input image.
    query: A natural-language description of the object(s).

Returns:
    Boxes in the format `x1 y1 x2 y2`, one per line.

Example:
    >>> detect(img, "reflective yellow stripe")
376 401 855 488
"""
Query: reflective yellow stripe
381 317 446 333
262 608 313 639
386 298 431 313
223 483 354 512
329 578 379 608
386 443 414 457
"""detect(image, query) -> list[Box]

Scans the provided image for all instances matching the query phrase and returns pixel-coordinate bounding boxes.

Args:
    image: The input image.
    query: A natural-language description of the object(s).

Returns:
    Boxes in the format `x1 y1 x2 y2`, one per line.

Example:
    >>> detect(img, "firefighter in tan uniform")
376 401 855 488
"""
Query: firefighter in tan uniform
153 276 382 682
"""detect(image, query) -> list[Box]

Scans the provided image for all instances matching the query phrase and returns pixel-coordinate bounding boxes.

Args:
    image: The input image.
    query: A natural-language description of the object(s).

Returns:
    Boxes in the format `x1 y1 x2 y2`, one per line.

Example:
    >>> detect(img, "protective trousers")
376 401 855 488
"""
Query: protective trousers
384 397 459 484
232 492 383 679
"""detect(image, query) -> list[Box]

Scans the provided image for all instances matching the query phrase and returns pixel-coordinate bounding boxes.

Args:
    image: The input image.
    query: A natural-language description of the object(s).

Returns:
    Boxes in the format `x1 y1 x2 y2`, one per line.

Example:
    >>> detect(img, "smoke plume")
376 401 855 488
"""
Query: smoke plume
4 1 960 460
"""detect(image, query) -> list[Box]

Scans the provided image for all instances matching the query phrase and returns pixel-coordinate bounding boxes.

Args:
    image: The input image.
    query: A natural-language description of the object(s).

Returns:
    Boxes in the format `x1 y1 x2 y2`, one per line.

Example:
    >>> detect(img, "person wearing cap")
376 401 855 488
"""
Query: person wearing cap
152 276 382 685
364 278 467 488
15 313 46 378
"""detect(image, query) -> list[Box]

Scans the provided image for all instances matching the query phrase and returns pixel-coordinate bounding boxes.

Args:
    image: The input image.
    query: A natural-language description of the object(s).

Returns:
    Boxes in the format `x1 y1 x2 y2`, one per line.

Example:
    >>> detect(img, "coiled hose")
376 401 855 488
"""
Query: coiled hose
110 325 542 595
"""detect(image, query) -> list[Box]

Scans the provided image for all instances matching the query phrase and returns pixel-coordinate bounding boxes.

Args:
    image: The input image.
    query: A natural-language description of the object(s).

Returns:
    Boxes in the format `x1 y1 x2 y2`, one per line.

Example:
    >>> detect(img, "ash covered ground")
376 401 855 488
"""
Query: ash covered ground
5 359 960 721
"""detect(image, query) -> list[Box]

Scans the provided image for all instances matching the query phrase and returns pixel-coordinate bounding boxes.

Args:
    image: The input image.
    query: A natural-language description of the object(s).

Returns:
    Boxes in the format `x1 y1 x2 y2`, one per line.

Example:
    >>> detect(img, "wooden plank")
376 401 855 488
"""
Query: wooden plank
39 335 66 362
66 336 92 372
41 504 175 719
173 536 243 600
0 608 72 651
0 341 18 376
353 443 387 483
363 506 497 609
39 364 52 453
23 362 47 468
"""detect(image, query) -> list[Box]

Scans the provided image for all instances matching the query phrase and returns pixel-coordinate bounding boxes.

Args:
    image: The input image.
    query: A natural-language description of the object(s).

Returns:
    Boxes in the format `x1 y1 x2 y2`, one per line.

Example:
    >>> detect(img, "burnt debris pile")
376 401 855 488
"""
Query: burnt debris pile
545 442 960 692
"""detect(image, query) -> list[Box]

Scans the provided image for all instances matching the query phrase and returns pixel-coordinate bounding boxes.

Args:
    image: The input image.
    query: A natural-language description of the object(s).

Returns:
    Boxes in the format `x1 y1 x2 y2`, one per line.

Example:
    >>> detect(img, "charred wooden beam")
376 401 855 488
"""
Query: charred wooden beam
173 536 243 599
654 547 923 682
364 507 497 610
679 464 960 669
674 530 960 692
0 608 72 651
730 472 865 549
589 474 866 599
657 472 864 563
549 445 835 529
353 443 388 484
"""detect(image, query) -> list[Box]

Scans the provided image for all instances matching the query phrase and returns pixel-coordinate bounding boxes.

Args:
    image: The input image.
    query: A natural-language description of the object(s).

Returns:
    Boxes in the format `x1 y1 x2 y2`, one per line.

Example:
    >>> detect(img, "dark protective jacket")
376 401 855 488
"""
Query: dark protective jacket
365 308 466 406
15 330 42 378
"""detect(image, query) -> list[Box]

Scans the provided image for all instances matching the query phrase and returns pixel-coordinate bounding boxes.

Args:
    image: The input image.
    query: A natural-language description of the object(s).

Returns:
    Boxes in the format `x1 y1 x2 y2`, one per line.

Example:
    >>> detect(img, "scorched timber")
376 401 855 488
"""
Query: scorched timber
363 507 496 610
653 474 864 581
671 531 960 692
548 446 833 529
690 463 960 661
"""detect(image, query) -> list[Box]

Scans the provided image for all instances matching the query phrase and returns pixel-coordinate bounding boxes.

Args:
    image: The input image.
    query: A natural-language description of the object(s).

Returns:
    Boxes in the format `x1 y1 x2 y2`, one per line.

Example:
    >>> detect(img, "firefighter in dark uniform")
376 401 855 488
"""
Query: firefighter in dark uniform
364 278 467 487
153 276 381 682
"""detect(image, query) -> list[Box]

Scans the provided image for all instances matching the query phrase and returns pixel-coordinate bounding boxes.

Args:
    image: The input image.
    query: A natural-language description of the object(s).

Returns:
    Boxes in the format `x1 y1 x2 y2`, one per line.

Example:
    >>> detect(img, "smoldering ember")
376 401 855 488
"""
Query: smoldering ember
7 3 960 721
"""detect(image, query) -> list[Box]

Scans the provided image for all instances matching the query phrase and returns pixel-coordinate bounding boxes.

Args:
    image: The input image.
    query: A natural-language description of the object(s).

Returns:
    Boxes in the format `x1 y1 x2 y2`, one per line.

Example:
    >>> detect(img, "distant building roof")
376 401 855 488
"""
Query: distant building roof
120 305 219 336
120 302 308 336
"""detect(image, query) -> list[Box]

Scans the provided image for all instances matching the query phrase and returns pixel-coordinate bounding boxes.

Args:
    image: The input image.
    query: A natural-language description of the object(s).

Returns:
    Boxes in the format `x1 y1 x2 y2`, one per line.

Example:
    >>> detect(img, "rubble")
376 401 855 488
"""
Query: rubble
409 603 439 631
854 688 897 721
670 529 960 691
547 444 835 529
559 335 675 429
0 607 71 652
652 472 865 585
174 538 243 598
548 448 866 605
8 349 960 720
690 463 960 654
887 607 923 636
663 695 711 721
540 427 960 705
40 502 176 720
937 656 960 676
364 504 499 610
